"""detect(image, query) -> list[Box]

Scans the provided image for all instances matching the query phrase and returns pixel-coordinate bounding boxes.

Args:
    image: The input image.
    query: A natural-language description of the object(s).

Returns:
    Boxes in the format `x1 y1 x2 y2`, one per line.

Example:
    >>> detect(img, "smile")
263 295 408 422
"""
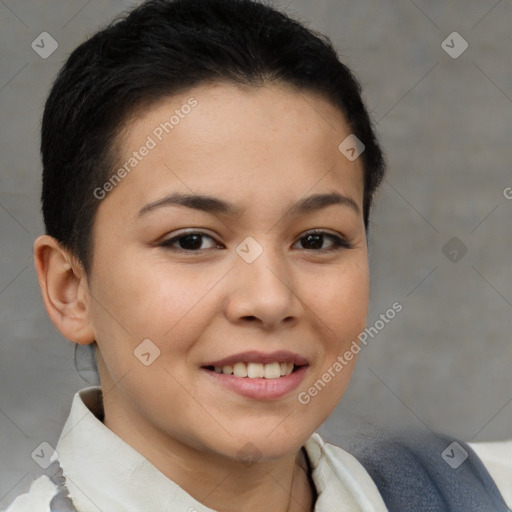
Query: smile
206 361 295 379
201 351 309 400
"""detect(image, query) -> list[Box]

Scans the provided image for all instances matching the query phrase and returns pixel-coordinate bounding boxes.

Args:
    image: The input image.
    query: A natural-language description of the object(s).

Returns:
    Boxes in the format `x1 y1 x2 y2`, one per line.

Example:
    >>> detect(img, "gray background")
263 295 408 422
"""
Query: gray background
1 0 511 507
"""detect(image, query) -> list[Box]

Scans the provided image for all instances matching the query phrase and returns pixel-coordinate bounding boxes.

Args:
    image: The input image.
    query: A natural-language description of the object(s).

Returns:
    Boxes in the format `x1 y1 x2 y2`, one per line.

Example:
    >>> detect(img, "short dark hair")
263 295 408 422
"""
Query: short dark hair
41 0 385 273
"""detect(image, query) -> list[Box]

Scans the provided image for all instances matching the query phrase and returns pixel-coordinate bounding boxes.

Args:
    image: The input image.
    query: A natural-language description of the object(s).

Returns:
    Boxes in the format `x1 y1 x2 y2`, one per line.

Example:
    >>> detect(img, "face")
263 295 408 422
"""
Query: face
86 82 368 461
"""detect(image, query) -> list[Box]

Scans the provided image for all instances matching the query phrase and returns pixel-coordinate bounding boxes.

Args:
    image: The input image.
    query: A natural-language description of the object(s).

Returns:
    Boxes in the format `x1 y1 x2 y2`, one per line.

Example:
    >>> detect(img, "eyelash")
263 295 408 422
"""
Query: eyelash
159 229 352 253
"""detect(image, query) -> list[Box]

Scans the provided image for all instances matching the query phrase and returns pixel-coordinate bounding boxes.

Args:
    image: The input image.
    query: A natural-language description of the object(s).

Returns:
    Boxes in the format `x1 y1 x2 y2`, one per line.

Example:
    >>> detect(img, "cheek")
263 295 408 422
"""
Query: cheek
87 257 226 364
309 258 369 342
297 264 369 425
299 258 368 411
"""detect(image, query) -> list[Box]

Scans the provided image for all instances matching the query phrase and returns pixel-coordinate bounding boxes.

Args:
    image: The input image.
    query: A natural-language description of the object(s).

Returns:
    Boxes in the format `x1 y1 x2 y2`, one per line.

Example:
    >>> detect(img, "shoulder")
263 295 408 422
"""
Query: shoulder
1 474 58 512
346 431 510 512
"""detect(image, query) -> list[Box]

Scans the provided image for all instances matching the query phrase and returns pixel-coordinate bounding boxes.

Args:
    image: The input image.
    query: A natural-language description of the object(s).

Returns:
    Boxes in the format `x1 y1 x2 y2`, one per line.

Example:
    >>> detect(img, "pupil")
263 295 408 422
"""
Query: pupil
304 234 322 249
180 234 202 250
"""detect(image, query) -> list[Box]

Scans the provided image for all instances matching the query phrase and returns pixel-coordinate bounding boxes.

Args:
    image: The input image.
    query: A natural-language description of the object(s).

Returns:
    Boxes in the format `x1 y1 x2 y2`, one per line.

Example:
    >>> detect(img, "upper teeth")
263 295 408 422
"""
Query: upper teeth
214 362 294 379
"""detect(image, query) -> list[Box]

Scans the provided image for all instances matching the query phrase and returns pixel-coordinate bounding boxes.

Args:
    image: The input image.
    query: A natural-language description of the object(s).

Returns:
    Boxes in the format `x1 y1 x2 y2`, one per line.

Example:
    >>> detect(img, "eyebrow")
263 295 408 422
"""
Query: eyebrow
138 191 360 217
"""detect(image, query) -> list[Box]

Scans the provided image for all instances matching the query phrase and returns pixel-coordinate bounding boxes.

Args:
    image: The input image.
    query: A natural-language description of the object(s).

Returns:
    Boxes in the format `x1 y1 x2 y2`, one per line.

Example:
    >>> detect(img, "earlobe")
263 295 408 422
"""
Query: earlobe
33 235 95 345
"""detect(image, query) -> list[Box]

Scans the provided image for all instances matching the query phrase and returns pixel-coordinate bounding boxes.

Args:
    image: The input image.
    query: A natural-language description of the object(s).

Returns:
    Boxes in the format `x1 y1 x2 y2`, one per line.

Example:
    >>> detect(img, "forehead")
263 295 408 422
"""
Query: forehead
103 82 364 219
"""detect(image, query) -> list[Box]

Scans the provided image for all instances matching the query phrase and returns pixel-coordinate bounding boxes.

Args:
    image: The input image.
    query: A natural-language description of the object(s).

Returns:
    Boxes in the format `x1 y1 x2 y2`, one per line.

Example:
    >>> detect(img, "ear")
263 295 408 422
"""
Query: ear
33 235 95 345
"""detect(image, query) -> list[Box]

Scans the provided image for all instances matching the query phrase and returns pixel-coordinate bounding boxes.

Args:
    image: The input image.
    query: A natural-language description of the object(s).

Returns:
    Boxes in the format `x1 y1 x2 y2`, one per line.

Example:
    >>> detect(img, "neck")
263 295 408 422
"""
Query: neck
101 389 315 512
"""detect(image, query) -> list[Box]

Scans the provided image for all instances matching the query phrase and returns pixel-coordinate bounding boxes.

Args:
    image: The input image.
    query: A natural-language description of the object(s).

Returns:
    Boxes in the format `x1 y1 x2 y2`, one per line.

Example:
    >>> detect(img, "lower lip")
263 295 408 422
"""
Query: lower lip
202 366 308 400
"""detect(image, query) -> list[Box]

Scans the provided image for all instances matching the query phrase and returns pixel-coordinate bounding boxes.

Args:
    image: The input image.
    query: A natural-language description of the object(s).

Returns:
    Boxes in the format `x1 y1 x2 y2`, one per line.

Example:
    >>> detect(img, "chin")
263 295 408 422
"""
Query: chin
211 425 314 463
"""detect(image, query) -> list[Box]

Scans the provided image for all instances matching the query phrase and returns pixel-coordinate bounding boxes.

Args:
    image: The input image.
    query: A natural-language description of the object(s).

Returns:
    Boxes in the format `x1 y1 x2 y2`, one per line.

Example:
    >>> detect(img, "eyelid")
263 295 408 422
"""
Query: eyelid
160 228 218 239
300 228 348 239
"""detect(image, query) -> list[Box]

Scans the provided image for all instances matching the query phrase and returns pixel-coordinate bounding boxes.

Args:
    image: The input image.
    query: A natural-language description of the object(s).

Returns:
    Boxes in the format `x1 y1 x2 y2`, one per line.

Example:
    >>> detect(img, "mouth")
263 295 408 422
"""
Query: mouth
203 361 302 379
201 351 309 400
201 350 309 379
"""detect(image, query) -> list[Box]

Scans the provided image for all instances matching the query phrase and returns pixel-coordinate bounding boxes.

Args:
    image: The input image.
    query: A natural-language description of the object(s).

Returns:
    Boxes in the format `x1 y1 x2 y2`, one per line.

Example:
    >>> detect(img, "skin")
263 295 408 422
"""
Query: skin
34 82 369 512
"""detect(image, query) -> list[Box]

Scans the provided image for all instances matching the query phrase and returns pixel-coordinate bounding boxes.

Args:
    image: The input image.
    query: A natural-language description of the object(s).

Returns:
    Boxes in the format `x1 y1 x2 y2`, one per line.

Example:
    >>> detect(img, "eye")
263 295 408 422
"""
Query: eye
159 229 351 253
160 231 222 252
294 230 352 251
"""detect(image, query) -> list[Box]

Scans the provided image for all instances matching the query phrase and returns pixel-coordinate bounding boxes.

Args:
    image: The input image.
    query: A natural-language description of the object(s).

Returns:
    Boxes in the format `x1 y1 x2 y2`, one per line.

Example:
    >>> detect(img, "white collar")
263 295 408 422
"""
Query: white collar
55 387 387 512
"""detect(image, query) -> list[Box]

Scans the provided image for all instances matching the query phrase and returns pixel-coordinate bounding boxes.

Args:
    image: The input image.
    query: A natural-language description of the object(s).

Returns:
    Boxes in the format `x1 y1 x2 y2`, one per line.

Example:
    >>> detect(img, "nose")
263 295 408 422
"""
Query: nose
224 246 303 330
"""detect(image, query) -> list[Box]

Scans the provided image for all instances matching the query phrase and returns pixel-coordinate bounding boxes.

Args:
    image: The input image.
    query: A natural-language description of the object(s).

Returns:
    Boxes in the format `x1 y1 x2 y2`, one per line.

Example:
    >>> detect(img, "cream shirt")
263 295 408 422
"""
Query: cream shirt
4 387 388 512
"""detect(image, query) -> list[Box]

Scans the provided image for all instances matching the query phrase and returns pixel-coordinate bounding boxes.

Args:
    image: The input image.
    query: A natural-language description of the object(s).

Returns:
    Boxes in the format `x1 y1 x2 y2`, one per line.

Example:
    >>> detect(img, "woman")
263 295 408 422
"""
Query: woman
4 0 508 510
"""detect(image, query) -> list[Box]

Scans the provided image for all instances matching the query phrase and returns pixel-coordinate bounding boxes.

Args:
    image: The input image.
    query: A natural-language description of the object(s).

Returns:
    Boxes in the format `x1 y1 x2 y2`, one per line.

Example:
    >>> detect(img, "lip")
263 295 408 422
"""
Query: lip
202 364 308 400
203 350 309 368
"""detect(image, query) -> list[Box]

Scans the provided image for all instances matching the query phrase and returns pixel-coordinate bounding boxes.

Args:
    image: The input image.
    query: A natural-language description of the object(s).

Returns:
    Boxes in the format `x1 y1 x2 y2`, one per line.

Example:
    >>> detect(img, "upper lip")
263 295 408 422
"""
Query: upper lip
203 350 309 368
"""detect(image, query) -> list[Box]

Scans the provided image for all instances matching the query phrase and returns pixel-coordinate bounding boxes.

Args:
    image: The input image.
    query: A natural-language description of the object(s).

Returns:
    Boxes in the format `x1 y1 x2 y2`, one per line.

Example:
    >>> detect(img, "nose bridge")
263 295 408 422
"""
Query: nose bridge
239 239 293 297
226 236 301 327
